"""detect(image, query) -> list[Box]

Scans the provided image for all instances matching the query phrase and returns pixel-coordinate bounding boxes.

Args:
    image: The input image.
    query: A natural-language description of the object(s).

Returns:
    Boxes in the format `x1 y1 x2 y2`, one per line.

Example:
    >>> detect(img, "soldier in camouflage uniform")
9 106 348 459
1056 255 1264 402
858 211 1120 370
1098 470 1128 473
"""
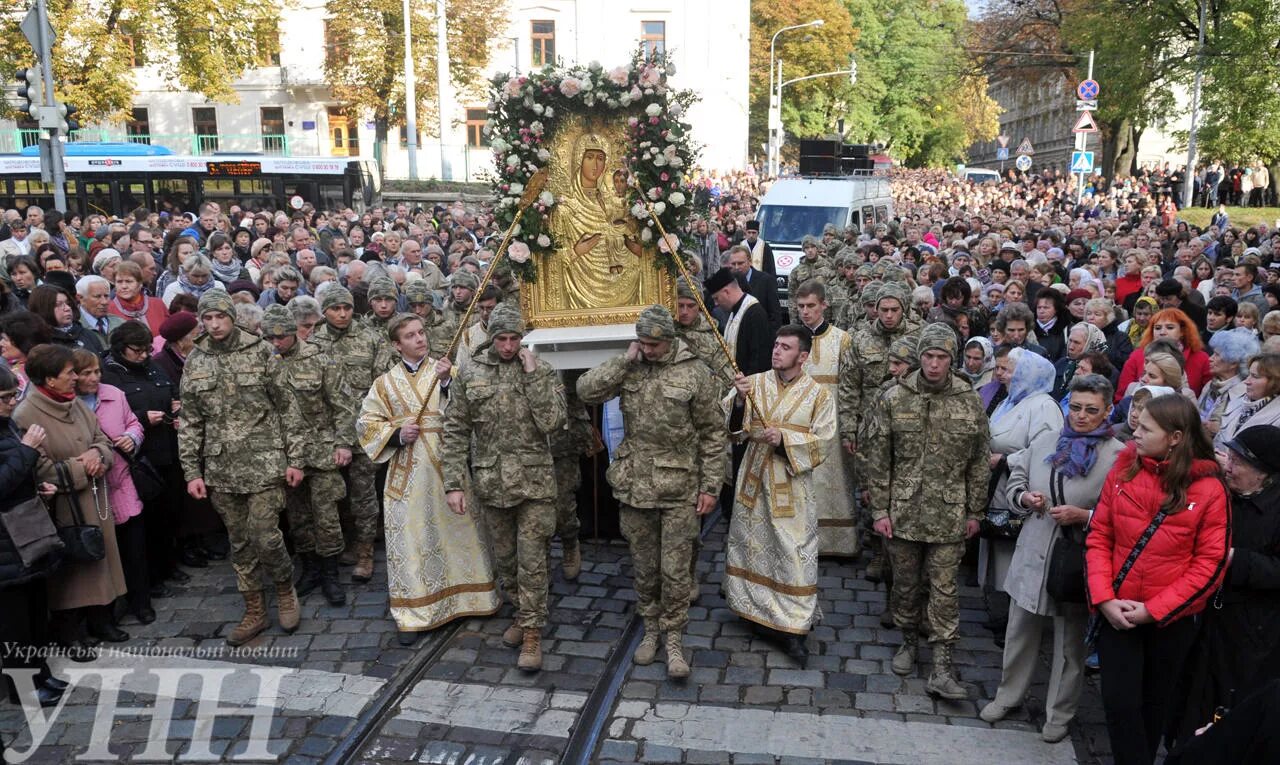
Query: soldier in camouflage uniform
549 374 595 580
404 279 456 360
673 278 735 395
577 305 726 679
788 235 832 323
856 280 883 331
442 269 481 329
262 305 348 607
825 254 852 331
363 277 400 351
861 323 989 700
179 290 301 646
442 303 566 672
822 223 842 258
309 285 392 582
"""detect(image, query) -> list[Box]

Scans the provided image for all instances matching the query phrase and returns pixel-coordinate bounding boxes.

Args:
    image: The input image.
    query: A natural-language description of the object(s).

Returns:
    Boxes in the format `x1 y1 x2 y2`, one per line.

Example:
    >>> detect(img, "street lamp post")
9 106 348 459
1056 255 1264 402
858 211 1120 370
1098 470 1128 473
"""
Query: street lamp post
768 19 823 177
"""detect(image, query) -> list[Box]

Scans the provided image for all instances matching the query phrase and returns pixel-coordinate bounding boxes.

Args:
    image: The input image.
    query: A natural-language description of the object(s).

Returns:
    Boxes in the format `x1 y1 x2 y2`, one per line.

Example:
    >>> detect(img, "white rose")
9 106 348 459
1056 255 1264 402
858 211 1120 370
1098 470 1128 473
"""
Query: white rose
536 234 552 248
653 155 668 167
507 241 531 263
653 201 666 215
645 103 662 117
631 202 648 219
505 154 520 169
538 191 555 206
490 137 509 153
620 94 632 106
512 223 522 235
536 148 551 162
509 182 524 194
670 157 683 168
545 107 554 118
640 227 653 242
668 191 686 207
532 103 544 115
529 121 544 136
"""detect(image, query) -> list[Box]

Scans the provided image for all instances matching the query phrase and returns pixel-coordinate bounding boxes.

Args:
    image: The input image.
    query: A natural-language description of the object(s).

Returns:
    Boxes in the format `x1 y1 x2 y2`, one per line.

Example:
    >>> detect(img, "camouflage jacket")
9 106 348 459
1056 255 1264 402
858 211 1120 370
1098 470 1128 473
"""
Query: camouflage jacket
832 288 861 332
360 313 397 368
675 314 736 396
442 299 481 330
825 280 851 327
860 370 989 543
837 317 922 444
577 341 726 508
274 339 345 471
442 344 566 507
787 258 833 314
310 320 396 447
178 328 295 492
550 388 595 461
414 307 459 361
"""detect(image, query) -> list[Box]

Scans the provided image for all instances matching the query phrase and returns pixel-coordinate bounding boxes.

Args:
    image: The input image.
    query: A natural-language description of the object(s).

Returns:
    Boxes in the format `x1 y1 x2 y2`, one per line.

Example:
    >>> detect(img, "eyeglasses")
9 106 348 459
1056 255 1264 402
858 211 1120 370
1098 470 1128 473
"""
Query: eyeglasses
1067 403 1105 416
126 345 152 356
0 391 18 403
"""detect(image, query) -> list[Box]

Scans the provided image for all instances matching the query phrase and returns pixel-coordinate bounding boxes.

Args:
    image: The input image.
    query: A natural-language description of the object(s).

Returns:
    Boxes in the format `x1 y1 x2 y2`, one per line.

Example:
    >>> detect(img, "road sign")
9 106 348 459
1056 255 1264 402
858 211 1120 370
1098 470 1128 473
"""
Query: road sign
1070 151 1095 173
996 147 1010 160
996 134 1010 148
1015 137 1034 155
1076 79 1100 100
20 5 54 50
1073 111 1099 134
1015 154 1032 172
1076 100 1098 111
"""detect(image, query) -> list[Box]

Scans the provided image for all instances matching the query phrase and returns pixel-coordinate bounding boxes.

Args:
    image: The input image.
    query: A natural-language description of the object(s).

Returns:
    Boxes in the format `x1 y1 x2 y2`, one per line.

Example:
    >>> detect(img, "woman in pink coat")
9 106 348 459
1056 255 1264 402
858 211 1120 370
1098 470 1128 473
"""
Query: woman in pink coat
71 349 152 626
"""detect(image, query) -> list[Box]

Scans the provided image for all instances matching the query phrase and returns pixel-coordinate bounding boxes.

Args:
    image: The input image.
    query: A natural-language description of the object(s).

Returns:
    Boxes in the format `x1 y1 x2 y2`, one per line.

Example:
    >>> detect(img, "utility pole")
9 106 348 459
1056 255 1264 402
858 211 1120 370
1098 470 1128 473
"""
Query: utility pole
1183 0 1206 209
1075 50 1094 207
402 0 418 180
23 0 66 210
435 0 453 180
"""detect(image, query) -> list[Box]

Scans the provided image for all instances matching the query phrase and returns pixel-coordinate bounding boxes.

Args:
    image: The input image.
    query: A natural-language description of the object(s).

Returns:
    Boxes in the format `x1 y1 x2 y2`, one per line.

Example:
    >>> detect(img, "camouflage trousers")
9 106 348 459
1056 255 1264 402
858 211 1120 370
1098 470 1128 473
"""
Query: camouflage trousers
885 538 964 643
553 456 582 543
210 487 292 594
486 499 555 629
285 469 347 557
340 450 379 544
619 504 698 632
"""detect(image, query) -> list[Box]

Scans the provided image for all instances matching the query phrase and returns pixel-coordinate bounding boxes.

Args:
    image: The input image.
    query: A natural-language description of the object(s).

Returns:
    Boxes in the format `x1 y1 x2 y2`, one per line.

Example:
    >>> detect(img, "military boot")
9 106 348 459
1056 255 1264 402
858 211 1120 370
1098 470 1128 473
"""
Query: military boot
926 642 969 700
865 552 884 584
276 583 300 634
227 591 268 646
879 605 896 629
501 621 524 648
352 541 375 582
294 552 322 598
517 628 542 672
665 632 689 679
561 539 581 580
891 633 918 676
633 624 660 665
319 555 346 606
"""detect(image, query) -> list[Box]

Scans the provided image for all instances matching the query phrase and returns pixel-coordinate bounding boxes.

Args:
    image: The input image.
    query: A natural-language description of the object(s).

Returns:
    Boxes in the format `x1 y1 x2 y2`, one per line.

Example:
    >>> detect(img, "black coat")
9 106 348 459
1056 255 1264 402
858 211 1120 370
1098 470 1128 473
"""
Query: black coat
1173 479 1280 744
0 418 58 588
740 269 785 331
718 297 773 376
51 323 103 355
100 353 179 468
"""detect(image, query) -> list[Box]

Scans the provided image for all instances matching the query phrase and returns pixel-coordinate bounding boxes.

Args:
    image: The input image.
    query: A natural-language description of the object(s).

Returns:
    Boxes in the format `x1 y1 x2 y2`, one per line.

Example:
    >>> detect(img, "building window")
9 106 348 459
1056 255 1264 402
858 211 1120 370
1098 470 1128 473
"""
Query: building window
531 20 555 67
325 21 348 68
192 107 219 153
119 25 144 67
260 107 285 154
329 107 358 154
126 107 150 145
465 108 488 148
640 20 665 58
255 23 281 67
399 125 420 148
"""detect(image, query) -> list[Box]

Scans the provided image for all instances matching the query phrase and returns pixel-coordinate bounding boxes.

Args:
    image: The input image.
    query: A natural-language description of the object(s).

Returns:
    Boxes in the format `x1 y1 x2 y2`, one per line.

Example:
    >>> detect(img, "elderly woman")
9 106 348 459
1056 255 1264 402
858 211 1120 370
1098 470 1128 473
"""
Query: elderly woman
981 374 1125 743
27 284 102 355
1214 352 1280 449
91 248 122 283
13 344 125 653
1199 327 1261 428
162 254 226 309
108 261 168 335
1172 424 1280 745
982 347 1063 632
155 236 198 299
963 337 996 387
1115 295 1158 368
71 349 151 625
1054 322 1109 400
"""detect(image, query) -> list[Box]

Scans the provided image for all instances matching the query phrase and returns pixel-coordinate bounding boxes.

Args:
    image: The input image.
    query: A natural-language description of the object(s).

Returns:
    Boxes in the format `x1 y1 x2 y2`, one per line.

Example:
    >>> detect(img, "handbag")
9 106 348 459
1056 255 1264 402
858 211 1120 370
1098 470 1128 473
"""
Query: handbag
980 456 1023 540
53 461 106 563
1044 468 1088 603
116 448 165 502
0 495 64 569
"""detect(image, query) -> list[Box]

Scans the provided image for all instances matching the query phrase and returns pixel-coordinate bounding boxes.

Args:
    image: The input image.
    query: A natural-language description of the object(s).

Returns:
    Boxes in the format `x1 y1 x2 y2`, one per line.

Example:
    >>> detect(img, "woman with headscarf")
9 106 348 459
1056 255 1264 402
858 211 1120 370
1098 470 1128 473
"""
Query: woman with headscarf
981 347 1064 635
1054 322 1109 400
963 337 996 388
981 374 1124 742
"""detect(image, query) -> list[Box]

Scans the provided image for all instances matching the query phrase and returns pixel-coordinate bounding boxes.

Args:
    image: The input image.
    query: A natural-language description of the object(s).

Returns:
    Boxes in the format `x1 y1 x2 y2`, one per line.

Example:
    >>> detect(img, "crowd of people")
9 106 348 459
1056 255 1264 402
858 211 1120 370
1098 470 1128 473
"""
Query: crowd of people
0 162 1278 764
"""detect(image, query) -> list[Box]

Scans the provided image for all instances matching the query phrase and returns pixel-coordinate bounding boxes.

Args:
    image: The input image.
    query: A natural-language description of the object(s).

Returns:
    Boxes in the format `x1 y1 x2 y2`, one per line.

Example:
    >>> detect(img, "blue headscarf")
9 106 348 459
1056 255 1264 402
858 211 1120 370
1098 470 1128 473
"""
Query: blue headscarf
991 347 1057 423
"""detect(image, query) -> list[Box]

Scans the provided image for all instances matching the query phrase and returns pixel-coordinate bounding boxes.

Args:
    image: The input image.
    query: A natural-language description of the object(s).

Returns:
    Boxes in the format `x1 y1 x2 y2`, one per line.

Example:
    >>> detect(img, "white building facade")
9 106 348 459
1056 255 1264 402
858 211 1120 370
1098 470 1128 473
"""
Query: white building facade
4 0 751 180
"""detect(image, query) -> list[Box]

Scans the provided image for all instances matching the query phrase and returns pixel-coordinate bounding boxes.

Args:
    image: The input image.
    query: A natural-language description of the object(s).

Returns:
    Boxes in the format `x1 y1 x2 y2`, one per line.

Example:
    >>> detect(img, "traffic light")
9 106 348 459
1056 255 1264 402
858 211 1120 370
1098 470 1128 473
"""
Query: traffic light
13 68 41 118
56 102 79 133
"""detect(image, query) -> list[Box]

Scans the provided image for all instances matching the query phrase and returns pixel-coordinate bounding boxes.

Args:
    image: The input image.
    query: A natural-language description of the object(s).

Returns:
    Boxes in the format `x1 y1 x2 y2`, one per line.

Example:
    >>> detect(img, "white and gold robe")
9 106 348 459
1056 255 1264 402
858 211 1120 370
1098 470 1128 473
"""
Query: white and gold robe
357 359 501 632
454 320 488 377
723 370 837 634
803 324 859 557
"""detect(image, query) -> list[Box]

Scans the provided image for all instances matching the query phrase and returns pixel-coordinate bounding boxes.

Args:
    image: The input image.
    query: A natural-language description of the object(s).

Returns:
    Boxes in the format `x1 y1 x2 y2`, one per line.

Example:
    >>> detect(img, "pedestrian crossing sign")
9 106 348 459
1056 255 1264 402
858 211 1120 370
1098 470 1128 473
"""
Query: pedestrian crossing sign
1015 137 1034 155
996 147 1009 160
1070 151 1094 173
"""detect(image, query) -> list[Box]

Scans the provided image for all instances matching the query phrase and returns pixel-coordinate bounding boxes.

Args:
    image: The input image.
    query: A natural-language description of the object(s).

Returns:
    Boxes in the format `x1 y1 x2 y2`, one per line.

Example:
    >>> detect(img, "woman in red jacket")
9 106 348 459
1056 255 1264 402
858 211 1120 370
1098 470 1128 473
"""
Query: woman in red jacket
1115 308 1211 401
1086 394 1230 765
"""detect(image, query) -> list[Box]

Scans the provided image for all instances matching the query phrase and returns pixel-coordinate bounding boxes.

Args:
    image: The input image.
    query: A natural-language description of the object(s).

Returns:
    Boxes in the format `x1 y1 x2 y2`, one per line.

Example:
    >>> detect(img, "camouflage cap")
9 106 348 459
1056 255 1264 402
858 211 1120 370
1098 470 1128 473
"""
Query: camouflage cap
918 322 959 360
449 270 480 291
403 279 433 305
320 285 354 312
260 304 297 336
877 281 911 310
197 289 235 318
635 304 676 341
880 264 907 283
822 223 838 235
855 263 875 279
487 301 524 339
889 335 920 364
860 280 884 306
869 261 888 279
675 277 697 300
801 234 820 248
367 277 399 301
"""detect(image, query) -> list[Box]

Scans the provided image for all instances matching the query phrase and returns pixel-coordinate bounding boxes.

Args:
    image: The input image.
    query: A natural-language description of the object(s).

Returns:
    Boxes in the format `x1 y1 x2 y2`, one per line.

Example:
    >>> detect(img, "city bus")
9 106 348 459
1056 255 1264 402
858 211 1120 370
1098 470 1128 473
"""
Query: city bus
0 142 381 216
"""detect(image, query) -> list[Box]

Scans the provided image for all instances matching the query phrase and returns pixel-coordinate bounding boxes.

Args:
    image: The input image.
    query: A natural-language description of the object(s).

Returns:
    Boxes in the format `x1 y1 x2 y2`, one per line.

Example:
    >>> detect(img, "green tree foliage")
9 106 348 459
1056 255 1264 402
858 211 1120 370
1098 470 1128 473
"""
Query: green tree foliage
0 0 282 123
1195 0 1280 163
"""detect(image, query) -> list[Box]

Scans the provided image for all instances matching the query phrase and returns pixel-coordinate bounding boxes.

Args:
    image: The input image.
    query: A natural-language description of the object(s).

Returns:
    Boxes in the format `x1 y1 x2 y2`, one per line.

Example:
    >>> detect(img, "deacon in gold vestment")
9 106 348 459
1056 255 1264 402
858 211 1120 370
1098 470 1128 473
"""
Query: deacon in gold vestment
793 281 859 558
357 314 500 642
723 326 837 664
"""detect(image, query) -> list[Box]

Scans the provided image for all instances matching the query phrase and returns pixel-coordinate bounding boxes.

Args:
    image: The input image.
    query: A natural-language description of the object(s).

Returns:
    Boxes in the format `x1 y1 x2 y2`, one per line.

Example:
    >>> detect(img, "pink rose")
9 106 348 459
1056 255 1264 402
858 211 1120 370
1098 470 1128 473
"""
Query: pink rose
638 66 661 88
559 77 582 97
608 66 630 87
657 233 680 254
507 241 531 263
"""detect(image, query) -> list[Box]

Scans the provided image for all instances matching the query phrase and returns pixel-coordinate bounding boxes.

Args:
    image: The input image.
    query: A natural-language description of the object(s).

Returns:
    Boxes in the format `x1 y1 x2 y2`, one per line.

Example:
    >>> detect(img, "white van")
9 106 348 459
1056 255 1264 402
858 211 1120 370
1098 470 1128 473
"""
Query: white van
756 176 893 290
958 167 1001 184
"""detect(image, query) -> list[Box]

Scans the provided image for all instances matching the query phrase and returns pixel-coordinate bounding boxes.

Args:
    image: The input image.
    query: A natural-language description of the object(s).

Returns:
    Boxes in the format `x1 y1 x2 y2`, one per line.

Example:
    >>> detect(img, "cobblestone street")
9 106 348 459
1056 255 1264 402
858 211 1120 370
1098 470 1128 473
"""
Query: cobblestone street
1 516 1113 764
